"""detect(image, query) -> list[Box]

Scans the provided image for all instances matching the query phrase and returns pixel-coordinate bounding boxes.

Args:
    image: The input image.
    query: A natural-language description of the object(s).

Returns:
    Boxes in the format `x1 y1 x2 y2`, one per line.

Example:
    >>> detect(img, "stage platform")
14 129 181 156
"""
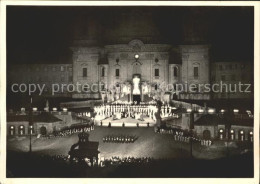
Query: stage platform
95 117 156 127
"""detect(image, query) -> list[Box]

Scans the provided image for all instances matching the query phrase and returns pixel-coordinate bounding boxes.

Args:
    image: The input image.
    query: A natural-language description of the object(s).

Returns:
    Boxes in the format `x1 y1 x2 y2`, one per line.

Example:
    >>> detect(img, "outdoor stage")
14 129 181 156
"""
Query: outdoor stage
96 117 156 127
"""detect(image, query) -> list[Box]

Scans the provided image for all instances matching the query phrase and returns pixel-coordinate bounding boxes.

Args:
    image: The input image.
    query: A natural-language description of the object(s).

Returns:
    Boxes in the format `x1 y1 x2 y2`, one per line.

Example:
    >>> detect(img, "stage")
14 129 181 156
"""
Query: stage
95 117 156 127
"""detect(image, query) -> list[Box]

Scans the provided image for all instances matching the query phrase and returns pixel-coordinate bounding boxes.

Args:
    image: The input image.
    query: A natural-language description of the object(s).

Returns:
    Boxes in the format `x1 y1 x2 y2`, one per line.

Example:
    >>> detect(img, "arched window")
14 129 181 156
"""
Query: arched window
218 128 224 140
155 69 159 77
9 126 15 135
154 84 158 90
115 69 120 77
28 125 34 134
239 130 245 141
194 66 199 79
173 66 178 77
101 67 105 77
40 126 47 135
193 63 200 79
82 68 87 77
18 125 25 135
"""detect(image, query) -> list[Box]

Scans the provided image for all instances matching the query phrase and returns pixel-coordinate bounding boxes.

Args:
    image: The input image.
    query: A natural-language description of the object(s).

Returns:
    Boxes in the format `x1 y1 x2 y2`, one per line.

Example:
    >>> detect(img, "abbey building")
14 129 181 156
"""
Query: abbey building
71 39 211 101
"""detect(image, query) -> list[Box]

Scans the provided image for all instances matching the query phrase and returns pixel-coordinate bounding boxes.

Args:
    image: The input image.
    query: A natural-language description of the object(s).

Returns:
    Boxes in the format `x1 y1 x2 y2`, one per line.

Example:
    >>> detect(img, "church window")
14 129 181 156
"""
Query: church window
101 67 105 77
155 68 159 77
115 69 120 77
155 84 158 90
194 66 199 79
173 66 178 77
83 68 87 77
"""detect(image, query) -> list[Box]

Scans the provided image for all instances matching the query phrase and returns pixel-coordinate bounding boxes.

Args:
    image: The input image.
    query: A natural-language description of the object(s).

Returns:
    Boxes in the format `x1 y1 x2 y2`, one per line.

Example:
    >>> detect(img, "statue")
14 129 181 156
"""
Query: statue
68 133 100 167
133 76 140 95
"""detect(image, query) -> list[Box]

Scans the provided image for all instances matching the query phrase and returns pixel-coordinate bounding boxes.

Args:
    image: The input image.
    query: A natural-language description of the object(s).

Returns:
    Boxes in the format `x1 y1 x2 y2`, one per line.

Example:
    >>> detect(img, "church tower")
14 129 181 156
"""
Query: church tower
179 8 211 100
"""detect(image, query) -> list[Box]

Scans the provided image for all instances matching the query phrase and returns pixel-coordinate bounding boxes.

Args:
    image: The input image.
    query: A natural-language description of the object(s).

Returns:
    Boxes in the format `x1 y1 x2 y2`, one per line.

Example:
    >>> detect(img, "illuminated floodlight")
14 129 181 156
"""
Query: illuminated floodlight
219 129 223 133
220 109 225 113
32 107 37 111
233 109 239 113
53 107 57 111
230 130 234 133
187 108 192 112
134 54 139 59
208 109 215 113
240 130 244 134
250 131 253 135
198 109 204 113
63 108 68 112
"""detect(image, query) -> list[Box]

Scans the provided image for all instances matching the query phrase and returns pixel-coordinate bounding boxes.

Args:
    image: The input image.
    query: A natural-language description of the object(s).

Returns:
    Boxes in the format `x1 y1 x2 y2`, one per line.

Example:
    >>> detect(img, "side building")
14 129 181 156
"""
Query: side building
7 64 73 97
211 61 253 99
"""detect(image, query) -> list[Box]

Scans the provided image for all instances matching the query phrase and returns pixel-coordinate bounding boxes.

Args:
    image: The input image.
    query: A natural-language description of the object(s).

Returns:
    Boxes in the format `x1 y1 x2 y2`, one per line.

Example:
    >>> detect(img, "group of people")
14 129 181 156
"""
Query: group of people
200 139 212 146
54 125 94 137
40 124 95 139
103 135 137 143
155 127 213 147
113 111 145 121
102 156 153 166
94 104 161 122
39 154 69 162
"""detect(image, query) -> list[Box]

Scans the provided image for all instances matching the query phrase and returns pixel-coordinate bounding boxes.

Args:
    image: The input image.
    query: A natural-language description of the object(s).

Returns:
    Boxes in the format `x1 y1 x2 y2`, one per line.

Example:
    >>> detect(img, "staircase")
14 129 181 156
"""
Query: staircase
112 94 154 104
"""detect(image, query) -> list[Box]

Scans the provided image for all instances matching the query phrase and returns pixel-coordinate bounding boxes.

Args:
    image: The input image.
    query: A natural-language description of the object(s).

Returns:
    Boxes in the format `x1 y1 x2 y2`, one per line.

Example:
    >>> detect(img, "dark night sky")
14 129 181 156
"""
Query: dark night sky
7 6 254 64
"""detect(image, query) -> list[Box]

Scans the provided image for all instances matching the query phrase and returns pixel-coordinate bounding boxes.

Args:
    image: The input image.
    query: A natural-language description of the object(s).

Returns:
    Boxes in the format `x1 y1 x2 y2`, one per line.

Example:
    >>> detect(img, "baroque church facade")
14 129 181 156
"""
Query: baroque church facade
71 39 210 101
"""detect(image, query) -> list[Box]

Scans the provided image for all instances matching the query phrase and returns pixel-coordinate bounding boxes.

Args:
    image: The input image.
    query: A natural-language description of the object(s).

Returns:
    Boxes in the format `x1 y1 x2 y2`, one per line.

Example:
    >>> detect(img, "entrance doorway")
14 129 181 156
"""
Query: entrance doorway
133 95 141 104
203 130 211 140
40 126 47 135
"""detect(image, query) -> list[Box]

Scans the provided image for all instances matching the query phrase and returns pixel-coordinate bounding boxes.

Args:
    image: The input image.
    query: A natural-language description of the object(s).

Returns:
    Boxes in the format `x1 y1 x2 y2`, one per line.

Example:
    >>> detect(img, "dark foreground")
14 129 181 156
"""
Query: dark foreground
7 150 253 178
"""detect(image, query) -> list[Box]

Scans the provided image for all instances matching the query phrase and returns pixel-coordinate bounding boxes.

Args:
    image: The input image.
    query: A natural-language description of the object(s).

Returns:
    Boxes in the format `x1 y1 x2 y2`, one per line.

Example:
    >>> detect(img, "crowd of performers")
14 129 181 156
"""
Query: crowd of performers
40 123 95 139
40 154 69 162
94 104 180 122
101 156 153 167
38 154 154 167
102 135 137 143
155 127 213 147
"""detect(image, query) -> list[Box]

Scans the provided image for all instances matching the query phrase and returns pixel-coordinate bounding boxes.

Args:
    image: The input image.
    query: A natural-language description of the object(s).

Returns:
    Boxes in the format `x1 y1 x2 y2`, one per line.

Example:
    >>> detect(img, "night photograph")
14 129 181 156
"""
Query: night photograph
3 4 256 179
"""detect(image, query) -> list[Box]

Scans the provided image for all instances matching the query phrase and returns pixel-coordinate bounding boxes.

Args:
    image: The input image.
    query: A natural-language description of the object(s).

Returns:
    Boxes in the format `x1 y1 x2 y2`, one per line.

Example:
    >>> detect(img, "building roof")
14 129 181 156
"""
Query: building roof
194 114 253 127
7 112 62 123
231 118 253 127
194 114 226 126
